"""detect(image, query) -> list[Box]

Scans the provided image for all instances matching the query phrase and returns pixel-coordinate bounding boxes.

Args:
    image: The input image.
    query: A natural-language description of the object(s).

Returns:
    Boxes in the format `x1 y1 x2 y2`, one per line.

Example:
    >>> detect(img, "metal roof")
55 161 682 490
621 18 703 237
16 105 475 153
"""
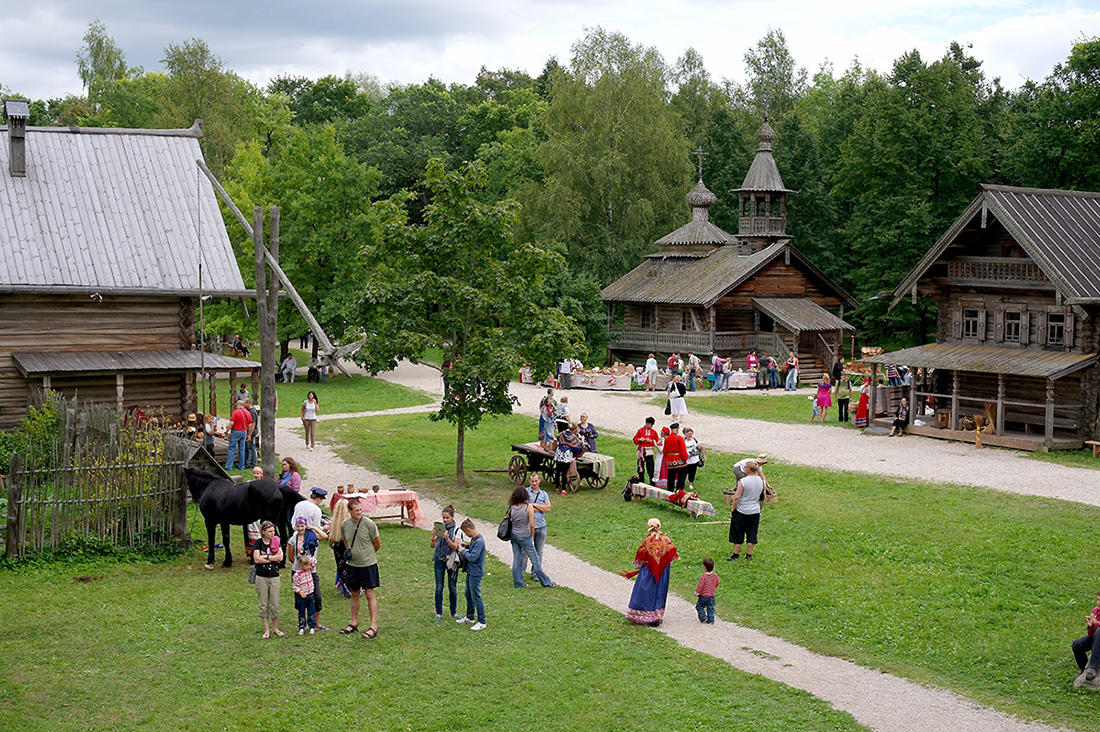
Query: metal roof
860 342 1097 380
0 123 246 295
893 184 1100 305
13 350 260 376
753 298 854 332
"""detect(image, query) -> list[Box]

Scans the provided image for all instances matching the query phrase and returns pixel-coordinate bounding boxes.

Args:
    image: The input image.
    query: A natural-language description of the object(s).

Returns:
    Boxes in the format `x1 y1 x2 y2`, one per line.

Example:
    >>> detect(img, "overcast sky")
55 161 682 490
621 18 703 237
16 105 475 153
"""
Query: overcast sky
2 1 1098 100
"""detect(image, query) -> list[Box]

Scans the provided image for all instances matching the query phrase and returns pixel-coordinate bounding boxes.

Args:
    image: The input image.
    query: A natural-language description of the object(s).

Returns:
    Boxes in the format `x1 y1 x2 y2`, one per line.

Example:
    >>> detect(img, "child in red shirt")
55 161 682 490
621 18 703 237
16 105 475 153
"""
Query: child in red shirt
695 557 720 624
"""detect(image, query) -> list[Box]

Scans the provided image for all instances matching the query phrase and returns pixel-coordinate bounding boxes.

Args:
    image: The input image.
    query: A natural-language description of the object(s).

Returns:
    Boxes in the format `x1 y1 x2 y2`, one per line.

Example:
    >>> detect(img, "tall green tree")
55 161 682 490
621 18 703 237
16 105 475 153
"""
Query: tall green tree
355 159 581 484
75 19 135 107
526 27 691 279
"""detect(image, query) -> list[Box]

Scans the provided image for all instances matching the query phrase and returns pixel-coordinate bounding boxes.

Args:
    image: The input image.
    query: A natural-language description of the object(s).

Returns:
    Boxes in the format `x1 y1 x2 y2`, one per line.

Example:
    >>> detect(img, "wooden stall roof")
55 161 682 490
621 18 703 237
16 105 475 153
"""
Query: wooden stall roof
602 242 857 309
13 350 259 377
753 298 854 332
861 343 1097 380
0 122 247 296
892 184 1100 306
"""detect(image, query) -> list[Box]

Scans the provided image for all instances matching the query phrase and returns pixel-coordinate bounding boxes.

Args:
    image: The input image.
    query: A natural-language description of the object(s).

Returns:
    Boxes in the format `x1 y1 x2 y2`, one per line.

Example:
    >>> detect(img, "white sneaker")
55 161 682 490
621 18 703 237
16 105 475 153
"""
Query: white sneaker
456 616 474 623
297 628 304 636
470 622 487 631
309 627 315 635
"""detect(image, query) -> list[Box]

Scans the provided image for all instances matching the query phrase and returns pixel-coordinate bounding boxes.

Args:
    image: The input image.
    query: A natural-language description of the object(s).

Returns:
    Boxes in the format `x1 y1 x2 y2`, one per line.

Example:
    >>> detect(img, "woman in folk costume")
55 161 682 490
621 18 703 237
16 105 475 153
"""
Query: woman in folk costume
853 378 871 428
654 426 671 488
622 518 679 625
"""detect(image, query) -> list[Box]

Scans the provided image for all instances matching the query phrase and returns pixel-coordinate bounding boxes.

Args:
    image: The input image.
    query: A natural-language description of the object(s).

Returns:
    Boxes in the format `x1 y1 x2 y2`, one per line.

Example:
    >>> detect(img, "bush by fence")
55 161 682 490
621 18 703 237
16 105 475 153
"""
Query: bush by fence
3 394 189 560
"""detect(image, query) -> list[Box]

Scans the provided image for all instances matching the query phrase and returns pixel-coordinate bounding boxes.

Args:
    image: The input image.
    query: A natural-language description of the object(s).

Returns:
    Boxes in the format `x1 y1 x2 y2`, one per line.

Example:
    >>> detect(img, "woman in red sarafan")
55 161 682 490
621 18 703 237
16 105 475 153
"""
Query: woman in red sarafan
622 518 679 626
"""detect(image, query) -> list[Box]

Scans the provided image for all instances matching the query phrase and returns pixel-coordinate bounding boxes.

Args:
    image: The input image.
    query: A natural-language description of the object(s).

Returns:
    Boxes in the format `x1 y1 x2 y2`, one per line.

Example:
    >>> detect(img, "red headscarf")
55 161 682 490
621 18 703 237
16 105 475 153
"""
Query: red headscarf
621 528 678 579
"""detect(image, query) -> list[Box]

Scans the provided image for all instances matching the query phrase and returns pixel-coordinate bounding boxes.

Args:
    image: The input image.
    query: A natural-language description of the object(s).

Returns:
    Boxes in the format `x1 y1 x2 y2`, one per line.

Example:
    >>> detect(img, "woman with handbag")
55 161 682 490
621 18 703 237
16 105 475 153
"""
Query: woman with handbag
623 518 678 626
553 423 584 494
327 500 354 598
507 486 556 589
429 505 461 621
666 375 688 421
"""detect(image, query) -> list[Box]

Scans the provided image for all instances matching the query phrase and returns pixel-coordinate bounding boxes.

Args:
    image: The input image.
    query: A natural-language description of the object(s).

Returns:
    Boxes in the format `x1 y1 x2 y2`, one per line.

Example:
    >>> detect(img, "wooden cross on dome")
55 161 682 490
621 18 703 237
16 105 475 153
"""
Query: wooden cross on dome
693 146 708 181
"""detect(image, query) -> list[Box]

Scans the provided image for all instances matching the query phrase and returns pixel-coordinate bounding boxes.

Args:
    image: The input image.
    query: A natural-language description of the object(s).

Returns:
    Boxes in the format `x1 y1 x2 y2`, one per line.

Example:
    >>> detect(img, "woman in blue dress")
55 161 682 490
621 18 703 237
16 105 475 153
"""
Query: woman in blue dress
623 518 679 626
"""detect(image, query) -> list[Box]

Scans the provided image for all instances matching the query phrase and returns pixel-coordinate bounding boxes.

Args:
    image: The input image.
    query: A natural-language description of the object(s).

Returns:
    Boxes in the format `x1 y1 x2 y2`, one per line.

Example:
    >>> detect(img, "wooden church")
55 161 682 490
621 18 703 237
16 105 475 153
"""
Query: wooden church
602 122 856 379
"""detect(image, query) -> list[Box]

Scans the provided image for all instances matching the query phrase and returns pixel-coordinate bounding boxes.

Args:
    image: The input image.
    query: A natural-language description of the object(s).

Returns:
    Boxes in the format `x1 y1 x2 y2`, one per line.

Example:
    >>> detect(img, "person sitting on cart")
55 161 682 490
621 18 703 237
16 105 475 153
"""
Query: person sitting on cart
577 413 598 453
553 423 585 494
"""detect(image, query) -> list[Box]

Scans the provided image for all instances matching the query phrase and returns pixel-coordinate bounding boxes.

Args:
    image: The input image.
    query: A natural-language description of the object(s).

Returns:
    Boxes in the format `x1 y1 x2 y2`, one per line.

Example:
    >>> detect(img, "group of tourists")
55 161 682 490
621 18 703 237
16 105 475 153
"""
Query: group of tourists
537 388 601 493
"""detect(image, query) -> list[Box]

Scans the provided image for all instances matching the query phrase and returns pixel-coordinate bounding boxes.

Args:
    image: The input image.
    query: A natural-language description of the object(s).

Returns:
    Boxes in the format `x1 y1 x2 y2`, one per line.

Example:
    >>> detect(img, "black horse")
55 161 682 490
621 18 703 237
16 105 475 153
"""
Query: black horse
185 468 304 569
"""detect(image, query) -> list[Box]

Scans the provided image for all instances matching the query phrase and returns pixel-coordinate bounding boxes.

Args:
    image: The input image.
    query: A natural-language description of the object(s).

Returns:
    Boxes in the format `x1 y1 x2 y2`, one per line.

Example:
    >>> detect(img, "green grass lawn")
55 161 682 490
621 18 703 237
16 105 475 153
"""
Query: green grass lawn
327 411 1100 731
0 521 865 732
209 372 433 419
681 390 862 429
1026 448 1100 471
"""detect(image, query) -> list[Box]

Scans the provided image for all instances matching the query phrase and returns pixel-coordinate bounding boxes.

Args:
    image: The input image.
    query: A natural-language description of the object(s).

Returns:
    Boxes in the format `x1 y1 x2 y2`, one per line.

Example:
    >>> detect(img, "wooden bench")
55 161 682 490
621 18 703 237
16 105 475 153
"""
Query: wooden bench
629 482 716 519
1003 410 1079 433
1086 441 1100 459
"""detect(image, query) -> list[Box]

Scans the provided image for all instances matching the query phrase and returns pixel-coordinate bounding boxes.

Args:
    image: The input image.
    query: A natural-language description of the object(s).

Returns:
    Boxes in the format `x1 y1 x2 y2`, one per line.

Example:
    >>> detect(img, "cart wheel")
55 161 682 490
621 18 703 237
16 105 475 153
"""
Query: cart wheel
508 455 527 485
586 475 609 490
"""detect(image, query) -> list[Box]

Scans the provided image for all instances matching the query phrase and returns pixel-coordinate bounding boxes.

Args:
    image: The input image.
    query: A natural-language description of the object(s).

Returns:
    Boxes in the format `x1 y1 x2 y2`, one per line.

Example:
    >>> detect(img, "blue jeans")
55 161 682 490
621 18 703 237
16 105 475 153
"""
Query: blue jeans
464 574 485 623
245 438 257 468
226 429 247 469
768 368 778 389
511 536 552 587
434 558 458 616
519 526 546 575
711 373 721 391
688 373 696 391
295 593 316 629
696 595 715 623
785 369 798 391
720 373 730 390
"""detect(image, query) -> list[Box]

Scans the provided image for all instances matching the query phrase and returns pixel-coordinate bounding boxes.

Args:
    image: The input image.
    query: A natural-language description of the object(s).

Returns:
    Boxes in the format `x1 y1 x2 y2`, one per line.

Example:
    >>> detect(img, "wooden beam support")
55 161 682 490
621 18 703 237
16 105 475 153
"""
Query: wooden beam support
996 374 1005 435
868 364 877 421
116 373 125 415
1045 381 1055 449
950 370 959 431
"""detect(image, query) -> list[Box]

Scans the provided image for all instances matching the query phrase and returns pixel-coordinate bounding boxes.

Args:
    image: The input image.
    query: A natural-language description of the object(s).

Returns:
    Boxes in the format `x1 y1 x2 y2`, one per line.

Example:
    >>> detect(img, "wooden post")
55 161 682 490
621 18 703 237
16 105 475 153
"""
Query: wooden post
174 462 189 542
1044 380 1055 449
908 370 917 422
116 373 125 415
208 372 217 417
996 374 1005 435
950 370 959 431
868 364 877 422
5 453 21 559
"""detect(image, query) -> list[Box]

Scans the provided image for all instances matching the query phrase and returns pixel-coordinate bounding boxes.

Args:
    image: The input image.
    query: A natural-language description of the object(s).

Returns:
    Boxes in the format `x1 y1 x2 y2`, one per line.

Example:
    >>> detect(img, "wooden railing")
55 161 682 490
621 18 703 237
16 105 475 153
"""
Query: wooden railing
609 328 770 354
738 217 786 236
946 259 1048 284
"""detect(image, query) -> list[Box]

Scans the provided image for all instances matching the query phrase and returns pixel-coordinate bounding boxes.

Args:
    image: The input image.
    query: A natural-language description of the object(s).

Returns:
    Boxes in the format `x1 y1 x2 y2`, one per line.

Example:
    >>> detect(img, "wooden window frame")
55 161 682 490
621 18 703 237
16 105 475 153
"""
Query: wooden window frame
962 308 982 340
1046 312 1067 347
1003 310 1022 343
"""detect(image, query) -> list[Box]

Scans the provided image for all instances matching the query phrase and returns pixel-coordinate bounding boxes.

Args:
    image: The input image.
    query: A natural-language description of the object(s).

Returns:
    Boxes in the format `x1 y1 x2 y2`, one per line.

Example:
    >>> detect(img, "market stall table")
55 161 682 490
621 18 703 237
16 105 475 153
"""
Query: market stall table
330 490 427 528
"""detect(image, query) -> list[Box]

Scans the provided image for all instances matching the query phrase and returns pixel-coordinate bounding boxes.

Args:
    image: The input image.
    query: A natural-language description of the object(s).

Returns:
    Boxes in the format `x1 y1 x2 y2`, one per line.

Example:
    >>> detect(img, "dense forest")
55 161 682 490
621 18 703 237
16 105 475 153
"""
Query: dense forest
5 22 1100 353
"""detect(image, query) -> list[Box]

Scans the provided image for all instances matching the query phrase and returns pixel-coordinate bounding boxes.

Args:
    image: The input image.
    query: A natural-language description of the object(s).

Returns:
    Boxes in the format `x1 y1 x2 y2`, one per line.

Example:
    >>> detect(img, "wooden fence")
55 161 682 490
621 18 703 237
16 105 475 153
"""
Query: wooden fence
4 396 189 559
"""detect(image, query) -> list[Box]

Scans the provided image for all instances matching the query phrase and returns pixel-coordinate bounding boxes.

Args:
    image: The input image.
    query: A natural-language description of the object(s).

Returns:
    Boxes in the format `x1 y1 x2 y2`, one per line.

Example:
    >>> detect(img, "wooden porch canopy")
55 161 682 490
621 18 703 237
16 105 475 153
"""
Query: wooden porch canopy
13 349 259 417
753 297 855 333
860 343 1097 380
861 343 1096 449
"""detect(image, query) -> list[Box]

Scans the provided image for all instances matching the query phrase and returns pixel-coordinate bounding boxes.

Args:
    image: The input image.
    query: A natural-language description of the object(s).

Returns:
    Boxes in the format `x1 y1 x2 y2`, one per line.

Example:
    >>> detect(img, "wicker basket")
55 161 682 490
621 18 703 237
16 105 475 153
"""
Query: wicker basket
722 489 737 506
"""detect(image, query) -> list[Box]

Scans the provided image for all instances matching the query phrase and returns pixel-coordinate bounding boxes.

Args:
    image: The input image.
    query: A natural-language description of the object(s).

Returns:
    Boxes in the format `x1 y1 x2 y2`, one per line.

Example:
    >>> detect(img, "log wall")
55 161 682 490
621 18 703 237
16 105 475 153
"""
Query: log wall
715 258 844 331
0 294 194 429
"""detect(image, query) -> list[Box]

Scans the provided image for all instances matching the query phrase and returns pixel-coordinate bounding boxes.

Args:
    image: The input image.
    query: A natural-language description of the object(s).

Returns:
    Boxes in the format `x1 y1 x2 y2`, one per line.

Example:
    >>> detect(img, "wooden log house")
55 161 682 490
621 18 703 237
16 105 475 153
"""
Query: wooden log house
0 101 258 429
863 184 1100 451
602 123 856 379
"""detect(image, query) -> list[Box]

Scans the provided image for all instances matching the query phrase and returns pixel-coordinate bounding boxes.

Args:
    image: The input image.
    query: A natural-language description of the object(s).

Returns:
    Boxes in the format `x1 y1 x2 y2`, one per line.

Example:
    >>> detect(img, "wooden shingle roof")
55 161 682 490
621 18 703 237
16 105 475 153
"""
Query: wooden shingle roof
893 184 1100 305
753 298 855 332
601 242 857 309
0 123 248 296
13 350 259 376
861 342 1097 380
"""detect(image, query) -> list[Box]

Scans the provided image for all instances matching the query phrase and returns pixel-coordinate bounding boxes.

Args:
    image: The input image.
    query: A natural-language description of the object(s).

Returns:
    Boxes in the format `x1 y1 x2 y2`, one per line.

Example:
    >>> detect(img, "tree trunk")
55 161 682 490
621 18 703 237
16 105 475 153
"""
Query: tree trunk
455 419 466 487
279 339 290 362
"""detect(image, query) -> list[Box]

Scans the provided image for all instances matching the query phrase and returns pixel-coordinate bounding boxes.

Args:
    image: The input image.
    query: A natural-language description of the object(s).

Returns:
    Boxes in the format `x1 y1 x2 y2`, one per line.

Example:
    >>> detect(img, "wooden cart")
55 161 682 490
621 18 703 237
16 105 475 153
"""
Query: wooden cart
507 442 611 493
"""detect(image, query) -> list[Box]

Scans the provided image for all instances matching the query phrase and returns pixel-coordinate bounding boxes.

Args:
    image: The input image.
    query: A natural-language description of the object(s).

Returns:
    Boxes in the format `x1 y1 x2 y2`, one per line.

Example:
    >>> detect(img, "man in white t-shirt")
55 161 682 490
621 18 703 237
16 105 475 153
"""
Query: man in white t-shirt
293 487 327 529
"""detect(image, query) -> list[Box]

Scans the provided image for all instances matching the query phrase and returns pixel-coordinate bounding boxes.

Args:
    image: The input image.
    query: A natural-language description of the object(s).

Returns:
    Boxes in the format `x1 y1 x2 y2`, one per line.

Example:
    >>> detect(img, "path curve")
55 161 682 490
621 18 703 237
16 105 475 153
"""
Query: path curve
374 360 1100 507
274 394 1073 732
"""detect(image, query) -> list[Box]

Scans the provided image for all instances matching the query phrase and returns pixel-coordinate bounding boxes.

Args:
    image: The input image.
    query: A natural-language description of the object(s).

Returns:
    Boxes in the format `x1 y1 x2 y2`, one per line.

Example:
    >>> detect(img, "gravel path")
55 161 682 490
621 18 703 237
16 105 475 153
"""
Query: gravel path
376 361 1100 506
270 363 1083 732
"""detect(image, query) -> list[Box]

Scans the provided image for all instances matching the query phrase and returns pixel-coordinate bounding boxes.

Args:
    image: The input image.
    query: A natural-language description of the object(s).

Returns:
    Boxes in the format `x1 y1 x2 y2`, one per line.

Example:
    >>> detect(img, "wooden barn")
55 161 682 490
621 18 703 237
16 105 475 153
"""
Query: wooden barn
0 100 257 429
863 184 1100 451
602 122 856 380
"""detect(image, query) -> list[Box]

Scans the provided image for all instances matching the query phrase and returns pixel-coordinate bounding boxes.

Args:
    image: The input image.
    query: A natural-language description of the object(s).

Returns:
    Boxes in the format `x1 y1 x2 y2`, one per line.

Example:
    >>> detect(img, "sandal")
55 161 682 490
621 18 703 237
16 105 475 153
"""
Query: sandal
339 624 359 634
362 627 378 639
272 630 285 637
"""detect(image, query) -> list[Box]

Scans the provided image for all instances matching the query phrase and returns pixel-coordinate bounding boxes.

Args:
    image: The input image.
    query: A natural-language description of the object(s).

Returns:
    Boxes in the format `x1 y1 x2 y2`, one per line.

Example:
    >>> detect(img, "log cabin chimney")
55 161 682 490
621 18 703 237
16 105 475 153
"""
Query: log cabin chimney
4 98 29 177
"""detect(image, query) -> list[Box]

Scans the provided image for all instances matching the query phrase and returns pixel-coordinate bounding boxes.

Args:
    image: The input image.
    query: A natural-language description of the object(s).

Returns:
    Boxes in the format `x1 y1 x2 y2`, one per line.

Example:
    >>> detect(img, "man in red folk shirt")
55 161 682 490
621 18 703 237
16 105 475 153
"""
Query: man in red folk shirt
633 416 659 484
663 423 689 493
